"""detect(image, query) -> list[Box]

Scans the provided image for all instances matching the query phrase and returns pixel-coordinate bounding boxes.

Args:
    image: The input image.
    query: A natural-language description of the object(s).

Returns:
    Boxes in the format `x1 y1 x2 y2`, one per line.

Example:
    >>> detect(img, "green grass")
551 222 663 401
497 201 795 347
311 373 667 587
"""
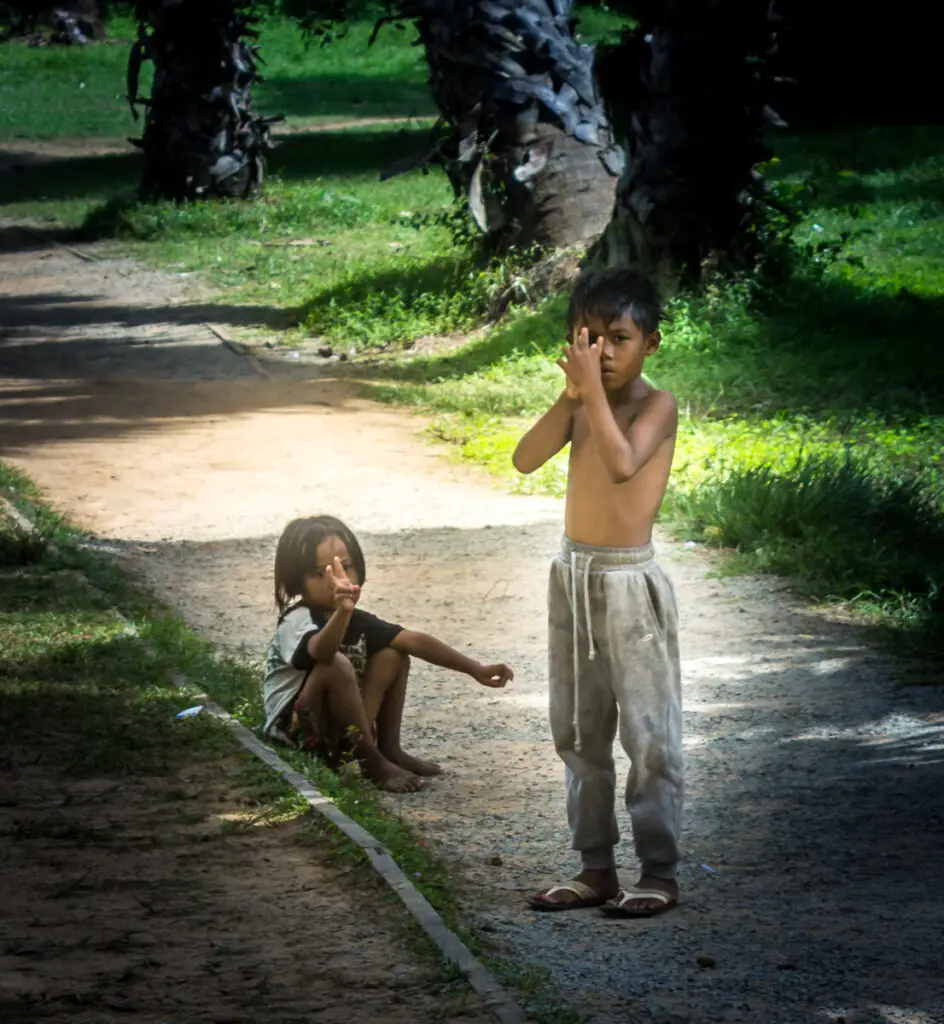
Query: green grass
0 14 433 142
1 8 619 346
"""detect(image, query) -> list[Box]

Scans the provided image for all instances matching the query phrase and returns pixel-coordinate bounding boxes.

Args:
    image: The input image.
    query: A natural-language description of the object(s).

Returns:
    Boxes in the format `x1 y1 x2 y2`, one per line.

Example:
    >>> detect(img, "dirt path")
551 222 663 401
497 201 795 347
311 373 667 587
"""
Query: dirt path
2 222 943 1024
0 115 427 174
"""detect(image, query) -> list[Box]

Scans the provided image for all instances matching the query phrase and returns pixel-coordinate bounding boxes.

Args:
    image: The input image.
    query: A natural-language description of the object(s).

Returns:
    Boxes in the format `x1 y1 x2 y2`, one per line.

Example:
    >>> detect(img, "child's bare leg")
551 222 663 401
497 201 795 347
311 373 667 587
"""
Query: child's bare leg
361 650 442 776
299 656 423 793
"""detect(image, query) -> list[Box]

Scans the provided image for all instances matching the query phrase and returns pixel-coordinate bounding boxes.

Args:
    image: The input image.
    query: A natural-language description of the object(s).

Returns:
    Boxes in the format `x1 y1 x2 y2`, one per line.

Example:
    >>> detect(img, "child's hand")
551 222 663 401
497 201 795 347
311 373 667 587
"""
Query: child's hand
474 663 514 688
558 327 602 397
325 556 360 612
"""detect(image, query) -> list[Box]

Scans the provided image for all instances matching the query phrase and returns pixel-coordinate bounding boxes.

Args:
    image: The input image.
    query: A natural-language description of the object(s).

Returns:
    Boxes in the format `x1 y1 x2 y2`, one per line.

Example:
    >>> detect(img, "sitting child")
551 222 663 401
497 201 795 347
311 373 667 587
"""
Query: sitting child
262 514 513 792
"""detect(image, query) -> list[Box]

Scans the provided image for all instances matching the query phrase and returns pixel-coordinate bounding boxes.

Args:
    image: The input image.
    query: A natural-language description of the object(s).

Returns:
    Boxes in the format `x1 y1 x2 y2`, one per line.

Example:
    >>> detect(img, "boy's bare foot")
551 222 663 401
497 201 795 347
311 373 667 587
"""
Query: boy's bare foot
386 748 443 777
527 868 619 911
600 875 679 918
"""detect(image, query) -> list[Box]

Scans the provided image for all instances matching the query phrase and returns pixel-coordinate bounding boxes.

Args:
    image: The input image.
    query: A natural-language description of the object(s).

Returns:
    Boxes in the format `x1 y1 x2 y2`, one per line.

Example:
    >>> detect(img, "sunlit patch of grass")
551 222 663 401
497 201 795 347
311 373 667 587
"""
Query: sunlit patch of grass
352 127 944 645
0 15 433 142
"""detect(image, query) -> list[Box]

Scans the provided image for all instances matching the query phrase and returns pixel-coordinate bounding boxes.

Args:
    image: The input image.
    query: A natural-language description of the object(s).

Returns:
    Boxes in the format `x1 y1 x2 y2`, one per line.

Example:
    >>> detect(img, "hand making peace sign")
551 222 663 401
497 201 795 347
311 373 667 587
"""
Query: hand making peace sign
325 556 360 612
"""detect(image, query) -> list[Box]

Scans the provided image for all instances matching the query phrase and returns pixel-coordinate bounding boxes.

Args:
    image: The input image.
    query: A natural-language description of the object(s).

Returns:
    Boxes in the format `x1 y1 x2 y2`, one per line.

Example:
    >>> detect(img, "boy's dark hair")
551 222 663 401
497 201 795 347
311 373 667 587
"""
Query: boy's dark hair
566 268 663 338
274 515 366 613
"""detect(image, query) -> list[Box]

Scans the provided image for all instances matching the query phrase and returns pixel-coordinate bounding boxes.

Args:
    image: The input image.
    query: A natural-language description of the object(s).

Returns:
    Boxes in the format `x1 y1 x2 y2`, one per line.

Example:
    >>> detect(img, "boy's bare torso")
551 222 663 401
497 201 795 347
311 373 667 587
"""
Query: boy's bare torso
566 387 676 549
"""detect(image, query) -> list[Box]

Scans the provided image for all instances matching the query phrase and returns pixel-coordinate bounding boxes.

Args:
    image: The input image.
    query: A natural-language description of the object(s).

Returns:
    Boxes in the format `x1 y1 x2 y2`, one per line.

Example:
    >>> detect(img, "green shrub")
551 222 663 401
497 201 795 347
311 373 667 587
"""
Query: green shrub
303 239 544 347
668 449 944 631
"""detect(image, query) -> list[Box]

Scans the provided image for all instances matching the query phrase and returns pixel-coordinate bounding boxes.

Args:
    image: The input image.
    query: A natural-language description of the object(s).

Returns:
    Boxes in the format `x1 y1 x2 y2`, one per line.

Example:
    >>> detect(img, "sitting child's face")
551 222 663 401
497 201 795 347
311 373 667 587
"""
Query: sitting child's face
302 535 362 609
581 308 660 392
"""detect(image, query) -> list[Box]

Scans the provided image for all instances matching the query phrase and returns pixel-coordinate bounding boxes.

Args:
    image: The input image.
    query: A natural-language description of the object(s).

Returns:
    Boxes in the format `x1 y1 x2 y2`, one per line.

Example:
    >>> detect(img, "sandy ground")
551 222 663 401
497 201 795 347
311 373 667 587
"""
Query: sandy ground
2 218 943 1024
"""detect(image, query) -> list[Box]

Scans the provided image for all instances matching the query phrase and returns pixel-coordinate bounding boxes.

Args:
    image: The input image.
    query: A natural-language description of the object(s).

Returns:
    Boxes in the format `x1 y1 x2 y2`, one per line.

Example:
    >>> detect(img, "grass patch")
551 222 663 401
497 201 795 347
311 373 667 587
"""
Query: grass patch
0 558 231 780
0 15 433 143
0 517 51 567
7 120 541 347
2 121 540 348
0 463 67 567
2 123 458 338
669 450 944 625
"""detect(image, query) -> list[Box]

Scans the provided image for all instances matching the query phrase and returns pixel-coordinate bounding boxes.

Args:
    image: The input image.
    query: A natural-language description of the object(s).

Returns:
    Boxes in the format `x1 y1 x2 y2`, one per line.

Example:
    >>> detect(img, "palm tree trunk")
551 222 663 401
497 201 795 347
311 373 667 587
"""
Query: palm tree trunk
128 0 280 202
592 0 778 295
402 0 622 250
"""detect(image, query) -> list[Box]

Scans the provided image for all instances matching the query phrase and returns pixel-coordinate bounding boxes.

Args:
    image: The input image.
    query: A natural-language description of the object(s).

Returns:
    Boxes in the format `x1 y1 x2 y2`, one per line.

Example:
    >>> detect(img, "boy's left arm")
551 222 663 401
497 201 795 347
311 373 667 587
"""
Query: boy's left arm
583 388 677 484
390 630 513 688
559 329 677 483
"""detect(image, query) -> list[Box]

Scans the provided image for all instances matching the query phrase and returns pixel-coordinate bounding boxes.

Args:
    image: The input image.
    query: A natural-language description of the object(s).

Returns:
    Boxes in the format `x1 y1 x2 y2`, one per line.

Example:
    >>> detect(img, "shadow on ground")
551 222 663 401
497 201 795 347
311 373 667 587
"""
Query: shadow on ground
0 291 294 331
0 125 438 208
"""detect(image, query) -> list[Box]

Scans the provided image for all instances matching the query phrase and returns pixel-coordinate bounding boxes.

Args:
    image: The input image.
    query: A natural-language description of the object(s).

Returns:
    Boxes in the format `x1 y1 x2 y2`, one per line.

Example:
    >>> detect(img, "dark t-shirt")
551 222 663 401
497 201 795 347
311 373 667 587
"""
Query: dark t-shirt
290 605 403 679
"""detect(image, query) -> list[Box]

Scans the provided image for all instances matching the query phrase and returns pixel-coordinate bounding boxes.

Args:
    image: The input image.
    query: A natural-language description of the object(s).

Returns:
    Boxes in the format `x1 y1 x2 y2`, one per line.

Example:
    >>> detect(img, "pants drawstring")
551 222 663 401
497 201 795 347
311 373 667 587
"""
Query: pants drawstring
569 549 596 752
583 556 596 663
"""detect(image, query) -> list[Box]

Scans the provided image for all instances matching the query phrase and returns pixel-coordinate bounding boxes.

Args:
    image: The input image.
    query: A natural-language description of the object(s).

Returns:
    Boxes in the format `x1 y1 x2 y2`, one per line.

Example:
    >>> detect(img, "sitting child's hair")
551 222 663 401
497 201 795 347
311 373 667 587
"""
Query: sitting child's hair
273 514 366 613
566 268 663 338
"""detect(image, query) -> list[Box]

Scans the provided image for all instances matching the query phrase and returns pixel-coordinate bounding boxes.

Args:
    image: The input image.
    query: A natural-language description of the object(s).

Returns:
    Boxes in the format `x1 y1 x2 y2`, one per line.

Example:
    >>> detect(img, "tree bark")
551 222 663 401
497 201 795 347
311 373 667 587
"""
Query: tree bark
128 0 280 202
592 0 777 295
404 0 622 250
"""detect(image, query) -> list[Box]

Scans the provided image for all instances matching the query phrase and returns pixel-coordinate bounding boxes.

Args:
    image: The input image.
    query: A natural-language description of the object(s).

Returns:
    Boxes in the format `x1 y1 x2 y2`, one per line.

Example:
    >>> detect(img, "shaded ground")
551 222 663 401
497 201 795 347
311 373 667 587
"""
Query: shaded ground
0 116 424 174
0 743 489 1024
1 219 943 1024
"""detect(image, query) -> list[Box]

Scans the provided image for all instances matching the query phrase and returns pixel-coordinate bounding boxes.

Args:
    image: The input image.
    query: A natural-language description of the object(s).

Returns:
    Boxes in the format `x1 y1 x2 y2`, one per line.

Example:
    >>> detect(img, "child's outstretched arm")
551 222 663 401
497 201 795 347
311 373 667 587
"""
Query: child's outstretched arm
512 389 579 475
391 631 513 688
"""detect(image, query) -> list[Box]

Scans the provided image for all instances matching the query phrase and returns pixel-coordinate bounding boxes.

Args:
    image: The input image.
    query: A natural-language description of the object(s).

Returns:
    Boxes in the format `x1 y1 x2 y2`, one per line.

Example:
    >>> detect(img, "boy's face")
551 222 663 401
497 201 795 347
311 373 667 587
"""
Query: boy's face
580 310 661 392
302 535 361 609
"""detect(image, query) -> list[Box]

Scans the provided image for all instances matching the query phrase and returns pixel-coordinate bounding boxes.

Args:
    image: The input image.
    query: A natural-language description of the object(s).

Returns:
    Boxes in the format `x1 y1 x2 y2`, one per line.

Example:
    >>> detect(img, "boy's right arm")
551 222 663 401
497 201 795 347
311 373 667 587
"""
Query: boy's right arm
512 391 578 475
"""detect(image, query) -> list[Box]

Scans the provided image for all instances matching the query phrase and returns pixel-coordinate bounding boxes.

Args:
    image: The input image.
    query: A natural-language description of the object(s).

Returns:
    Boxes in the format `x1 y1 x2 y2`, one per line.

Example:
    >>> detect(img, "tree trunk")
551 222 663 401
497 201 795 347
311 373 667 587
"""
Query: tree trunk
592 0 778 295
404 0 622 250
128 0 280 202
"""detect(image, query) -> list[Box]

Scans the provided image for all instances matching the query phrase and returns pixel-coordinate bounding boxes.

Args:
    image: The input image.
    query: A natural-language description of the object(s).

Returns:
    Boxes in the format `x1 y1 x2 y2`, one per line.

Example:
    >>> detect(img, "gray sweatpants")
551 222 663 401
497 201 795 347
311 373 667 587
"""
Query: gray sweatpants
548 537 683 880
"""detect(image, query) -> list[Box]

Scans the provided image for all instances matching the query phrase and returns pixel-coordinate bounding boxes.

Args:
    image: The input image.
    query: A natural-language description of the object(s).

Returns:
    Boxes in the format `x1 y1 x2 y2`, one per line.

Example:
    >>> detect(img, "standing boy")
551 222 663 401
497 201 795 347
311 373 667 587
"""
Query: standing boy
513 269 683 917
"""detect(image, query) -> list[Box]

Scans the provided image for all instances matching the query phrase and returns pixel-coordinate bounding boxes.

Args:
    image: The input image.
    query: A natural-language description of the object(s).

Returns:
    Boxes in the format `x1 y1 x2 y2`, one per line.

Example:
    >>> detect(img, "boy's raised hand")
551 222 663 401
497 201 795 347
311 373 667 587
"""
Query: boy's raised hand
558 327 602 398
325 556 360 612
474 663 514 688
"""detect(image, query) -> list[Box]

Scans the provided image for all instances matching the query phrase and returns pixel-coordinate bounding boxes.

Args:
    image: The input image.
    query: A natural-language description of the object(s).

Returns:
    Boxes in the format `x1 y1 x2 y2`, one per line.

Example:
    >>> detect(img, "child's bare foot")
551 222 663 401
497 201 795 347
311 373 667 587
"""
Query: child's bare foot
527 868 619 911
385 748 443 777
601 875 679 918
365 757 425 793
